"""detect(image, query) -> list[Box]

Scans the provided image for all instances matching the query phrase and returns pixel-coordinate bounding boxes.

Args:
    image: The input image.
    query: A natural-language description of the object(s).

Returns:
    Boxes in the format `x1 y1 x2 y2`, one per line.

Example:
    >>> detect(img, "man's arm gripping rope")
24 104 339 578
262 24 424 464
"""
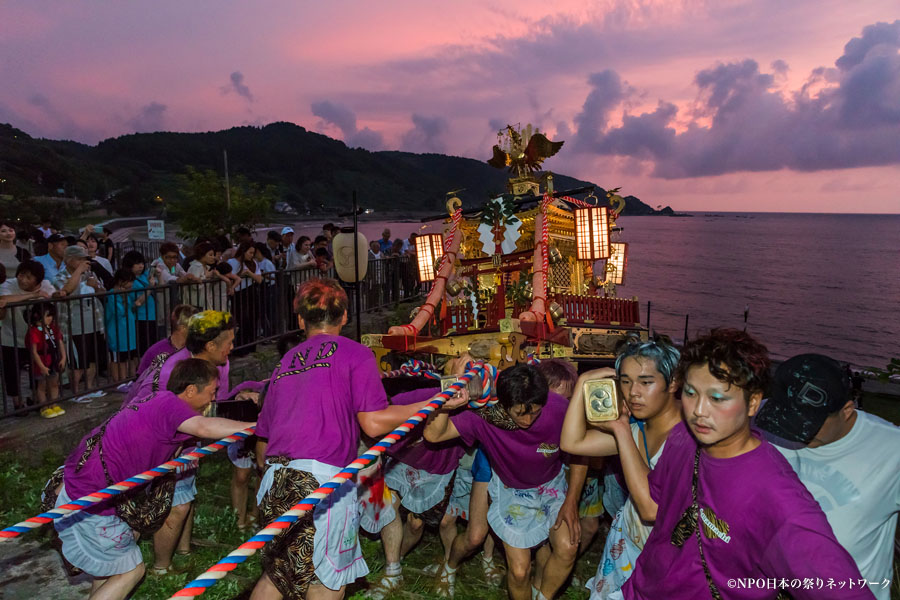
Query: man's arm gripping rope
0 428 255 540
167 362 497 599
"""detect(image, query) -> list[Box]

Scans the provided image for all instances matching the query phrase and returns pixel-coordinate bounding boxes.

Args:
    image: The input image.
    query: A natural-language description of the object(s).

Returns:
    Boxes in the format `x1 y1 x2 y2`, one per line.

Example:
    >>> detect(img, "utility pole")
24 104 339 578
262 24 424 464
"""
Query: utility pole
223 149 231 212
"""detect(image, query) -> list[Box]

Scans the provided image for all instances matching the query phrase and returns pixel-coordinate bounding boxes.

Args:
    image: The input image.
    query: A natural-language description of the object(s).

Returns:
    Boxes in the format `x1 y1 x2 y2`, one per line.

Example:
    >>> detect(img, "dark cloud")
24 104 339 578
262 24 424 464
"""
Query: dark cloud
835 20 900 71
221 71 253 102
573 70 629 152
312 100 356 135
401 114 448 154
488 118 507 132
310 100 383 150
24 93 96 141
127 101 167 133
0 102 40 135
569 20 900 178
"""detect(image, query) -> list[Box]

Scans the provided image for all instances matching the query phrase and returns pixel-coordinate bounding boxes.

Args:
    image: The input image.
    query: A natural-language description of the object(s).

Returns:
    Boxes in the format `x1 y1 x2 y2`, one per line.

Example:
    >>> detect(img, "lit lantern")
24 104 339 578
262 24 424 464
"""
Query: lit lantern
574 206 611 260
415 233 444 282
607 242 628 285
332 228 369 282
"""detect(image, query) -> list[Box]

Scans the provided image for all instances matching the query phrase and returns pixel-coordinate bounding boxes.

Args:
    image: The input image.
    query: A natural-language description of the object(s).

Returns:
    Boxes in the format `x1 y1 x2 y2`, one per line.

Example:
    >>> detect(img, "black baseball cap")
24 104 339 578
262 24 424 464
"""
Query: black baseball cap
47 233 66 243
755 353 851 444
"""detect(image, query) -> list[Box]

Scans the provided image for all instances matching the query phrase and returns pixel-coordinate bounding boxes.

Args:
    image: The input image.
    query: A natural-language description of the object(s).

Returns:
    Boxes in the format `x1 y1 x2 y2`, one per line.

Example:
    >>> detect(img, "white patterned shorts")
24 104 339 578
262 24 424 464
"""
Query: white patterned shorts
53 484 143 577
486 466 568 549
384 460 455 514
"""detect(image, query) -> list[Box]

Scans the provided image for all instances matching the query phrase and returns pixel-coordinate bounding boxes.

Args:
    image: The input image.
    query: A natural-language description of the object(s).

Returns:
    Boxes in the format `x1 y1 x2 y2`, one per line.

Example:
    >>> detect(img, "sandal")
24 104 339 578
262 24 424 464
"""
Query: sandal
368 574 404 600
434 564 456 599
152 563 189 575
151 565 174 576
481 556 504 586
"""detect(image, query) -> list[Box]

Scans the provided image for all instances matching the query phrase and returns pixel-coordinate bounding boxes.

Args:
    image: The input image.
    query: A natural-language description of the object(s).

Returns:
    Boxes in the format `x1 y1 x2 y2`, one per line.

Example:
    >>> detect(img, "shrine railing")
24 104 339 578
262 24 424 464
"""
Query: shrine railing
552 294 640 326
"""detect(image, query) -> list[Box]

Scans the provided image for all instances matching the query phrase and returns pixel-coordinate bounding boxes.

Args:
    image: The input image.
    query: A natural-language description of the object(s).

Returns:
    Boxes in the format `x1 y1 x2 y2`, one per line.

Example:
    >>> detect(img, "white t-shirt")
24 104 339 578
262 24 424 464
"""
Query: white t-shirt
92 256 113 275
288 250 313 269
773 411 900 599
0 279 56 346
256 258 276 284
620 422 667 549
227 258 255 291
150 257 187 284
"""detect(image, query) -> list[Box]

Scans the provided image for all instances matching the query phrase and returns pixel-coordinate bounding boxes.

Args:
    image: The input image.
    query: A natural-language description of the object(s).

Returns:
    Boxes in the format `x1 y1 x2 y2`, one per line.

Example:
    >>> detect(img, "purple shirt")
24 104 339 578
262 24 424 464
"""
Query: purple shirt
257 334 388 468
387 388 464 475
451 392 568 489
622 422 872 600
128 347 231 404
63 391 198 516
137 337 178 376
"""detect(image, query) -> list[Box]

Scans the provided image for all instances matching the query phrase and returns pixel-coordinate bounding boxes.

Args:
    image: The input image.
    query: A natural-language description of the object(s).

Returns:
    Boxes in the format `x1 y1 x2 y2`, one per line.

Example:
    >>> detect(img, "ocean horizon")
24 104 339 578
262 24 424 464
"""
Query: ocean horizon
275 211 899 369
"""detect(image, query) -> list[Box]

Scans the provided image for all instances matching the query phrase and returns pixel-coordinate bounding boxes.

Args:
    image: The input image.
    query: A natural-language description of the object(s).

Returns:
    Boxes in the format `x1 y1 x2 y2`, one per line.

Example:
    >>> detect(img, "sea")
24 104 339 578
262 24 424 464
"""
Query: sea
288 212 900 369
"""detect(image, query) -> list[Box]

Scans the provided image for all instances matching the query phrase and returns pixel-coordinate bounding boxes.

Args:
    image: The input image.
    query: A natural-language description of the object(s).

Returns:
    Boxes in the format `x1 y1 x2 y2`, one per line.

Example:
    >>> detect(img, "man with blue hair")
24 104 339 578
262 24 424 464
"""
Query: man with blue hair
561 338 682 599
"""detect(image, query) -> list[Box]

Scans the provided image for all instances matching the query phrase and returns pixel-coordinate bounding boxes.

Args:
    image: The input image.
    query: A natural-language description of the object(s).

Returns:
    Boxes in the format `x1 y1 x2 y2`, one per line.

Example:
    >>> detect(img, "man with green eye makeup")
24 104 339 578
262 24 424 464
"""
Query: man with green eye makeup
610 329 871 600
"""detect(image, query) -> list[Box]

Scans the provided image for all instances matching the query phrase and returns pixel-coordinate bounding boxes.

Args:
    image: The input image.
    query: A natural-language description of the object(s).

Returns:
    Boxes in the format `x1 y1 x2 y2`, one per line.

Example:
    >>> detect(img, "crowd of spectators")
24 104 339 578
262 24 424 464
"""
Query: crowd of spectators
0 219 423 418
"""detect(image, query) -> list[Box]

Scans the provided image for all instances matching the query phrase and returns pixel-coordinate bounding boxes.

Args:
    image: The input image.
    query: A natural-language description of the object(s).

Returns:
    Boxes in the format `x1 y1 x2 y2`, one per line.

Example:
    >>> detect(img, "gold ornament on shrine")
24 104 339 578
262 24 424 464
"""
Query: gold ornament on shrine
548 246 564 265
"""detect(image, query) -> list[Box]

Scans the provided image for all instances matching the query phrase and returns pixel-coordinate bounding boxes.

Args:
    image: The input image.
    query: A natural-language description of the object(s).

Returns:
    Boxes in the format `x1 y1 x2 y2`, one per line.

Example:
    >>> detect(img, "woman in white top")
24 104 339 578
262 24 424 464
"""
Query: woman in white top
253 242 277 283
560 339 682 599
226 242 262 354
289 236 315 269
151 242 196 285
186 241 231 310
76 237 113 289
0 220 31 274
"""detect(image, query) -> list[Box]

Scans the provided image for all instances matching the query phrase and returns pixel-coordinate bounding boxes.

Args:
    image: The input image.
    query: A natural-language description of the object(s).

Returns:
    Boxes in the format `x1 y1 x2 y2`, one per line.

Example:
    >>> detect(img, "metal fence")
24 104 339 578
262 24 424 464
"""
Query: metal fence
0 256 424 418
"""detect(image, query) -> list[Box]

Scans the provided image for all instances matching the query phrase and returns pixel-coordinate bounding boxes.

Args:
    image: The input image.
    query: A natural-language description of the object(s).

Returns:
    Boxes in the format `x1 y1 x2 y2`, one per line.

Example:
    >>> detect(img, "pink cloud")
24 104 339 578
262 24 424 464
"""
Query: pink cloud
0 0 898 211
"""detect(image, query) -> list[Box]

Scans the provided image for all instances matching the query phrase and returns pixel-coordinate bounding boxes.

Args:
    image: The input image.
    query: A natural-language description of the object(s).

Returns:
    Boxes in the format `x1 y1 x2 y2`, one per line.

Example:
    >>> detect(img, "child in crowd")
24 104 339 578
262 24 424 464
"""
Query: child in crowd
122 250 159 356
26 302 67 419
314 247 333 272
105 268 141 381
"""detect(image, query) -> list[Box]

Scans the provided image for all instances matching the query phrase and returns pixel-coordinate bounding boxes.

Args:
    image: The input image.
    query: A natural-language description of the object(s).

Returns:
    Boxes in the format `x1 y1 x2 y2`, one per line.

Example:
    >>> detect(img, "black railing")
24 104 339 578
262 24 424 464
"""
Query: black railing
0 256 426 418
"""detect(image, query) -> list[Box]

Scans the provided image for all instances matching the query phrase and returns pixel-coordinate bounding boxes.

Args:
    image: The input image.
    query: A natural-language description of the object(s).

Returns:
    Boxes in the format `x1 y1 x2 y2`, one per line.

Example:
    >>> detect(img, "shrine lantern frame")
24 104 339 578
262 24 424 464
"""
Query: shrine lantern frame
574 205 611 261
415 233 444 282
608 242 628 286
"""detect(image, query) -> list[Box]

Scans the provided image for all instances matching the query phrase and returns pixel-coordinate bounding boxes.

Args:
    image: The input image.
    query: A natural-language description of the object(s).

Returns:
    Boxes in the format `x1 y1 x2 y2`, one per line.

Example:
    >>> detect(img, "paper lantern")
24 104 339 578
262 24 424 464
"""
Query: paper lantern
608 242 628 285
574 206 610 261
416 233 444 282
332 230 369 282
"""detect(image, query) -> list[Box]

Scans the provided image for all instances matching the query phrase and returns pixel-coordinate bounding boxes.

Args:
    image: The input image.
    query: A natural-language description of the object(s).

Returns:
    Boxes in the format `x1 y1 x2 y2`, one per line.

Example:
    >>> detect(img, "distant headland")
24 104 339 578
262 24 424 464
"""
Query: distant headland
0 121 676 218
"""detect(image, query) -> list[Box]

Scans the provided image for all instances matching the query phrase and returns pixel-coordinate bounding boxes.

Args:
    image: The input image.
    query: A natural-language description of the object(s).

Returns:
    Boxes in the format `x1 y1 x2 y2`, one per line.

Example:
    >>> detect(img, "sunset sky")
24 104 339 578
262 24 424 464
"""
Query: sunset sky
2 1 898 212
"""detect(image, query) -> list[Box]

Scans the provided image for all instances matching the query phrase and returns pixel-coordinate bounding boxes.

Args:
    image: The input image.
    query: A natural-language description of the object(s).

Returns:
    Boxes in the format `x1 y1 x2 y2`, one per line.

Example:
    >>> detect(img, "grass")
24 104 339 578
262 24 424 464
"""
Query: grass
1 391 898 599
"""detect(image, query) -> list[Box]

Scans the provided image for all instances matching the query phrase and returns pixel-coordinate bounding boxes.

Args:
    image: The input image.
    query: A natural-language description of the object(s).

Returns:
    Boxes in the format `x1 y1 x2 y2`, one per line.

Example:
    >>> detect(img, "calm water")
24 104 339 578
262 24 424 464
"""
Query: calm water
293 213 899 369
614 213 900 369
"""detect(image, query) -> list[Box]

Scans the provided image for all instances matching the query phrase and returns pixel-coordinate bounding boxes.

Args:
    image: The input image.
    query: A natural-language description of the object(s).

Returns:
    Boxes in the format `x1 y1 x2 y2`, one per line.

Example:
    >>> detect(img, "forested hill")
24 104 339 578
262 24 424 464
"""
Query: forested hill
0 121 674 216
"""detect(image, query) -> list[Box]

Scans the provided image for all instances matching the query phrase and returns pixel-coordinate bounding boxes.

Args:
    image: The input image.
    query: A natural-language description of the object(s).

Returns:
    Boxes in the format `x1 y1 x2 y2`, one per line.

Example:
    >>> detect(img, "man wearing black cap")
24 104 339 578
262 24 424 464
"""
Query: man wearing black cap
756 353 900 600
35 233 68 282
